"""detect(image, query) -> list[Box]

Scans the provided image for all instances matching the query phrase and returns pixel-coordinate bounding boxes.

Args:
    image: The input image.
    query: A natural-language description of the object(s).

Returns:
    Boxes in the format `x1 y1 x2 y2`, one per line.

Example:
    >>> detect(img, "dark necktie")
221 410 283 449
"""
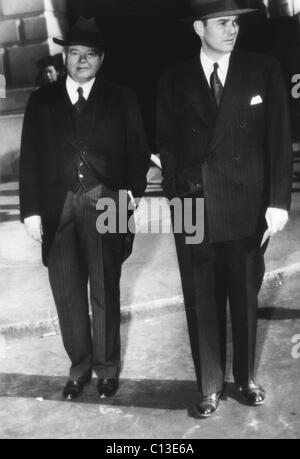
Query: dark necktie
74 87 86 115
210 63 223 107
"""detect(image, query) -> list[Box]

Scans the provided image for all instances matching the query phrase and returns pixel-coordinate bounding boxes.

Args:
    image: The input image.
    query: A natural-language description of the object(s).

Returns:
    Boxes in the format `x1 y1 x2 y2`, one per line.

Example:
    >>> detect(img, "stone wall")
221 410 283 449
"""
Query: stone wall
0 0 68 87
0 0 68 181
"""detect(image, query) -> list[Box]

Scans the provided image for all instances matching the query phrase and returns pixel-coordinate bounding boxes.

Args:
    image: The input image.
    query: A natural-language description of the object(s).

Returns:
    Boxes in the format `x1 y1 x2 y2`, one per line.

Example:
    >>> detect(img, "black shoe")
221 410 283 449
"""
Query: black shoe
236 380 266 406
194 392 221 419
97 378 119 399
62 380 85 400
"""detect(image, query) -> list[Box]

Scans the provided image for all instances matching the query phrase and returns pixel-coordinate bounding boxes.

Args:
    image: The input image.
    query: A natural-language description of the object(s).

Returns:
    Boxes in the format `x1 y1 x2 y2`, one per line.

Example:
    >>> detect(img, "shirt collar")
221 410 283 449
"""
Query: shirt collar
66 76 96 104
200 49 231 86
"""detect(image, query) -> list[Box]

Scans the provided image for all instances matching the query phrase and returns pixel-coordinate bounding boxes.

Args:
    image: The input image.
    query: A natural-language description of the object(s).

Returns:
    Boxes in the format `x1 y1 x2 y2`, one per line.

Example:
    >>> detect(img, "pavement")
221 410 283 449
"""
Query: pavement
0 274 300 439
0 170 300 438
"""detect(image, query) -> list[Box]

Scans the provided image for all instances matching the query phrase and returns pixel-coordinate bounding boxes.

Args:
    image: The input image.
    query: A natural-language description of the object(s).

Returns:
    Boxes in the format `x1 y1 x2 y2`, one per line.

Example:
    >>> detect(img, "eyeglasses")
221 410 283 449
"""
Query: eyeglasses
67 49 100 61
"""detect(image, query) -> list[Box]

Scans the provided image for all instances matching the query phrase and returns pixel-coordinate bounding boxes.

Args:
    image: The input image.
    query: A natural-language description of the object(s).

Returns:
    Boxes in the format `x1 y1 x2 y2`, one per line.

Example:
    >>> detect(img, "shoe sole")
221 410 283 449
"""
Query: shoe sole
65 395 83 401
194 404 220 419
242 397 265 406
63 390 84 401
98 391 118 399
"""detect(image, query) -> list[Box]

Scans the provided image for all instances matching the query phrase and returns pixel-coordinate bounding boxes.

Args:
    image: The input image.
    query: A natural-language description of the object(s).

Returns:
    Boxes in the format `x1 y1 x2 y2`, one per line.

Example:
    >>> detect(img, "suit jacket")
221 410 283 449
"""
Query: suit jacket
156 50 293 243
19 75 150 264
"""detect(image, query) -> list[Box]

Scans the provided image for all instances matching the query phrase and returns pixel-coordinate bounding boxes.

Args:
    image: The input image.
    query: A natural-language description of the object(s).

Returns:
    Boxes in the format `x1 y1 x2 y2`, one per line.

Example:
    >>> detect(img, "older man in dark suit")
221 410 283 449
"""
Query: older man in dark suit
19 18 150 400
157 0 292 418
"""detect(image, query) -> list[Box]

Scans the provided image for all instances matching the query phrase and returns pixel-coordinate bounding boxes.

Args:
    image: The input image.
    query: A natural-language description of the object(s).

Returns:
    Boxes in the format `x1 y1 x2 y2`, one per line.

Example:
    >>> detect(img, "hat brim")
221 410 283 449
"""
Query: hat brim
53 37 105 49
182 8 256 22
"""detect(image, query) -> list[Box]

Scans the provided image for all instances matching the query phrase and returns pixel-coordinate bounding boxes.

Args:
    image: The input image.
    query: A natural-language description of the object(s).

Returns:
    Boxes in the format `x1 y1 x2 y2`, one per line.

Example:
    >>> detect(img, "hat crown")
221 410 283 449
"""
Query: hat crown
190 0 255 19
53 16 105 49
72 17 99 34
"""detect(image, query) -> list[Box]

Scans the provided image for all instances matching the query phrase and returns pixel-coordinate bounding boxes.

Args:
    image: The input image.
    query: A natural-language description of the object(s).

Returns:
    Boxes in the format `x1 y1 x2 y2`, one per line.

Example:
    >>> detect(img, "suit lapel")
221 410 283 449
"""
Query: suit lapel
52 78 77 148
184 56 217 127
209 51 247 152
87 77 112 142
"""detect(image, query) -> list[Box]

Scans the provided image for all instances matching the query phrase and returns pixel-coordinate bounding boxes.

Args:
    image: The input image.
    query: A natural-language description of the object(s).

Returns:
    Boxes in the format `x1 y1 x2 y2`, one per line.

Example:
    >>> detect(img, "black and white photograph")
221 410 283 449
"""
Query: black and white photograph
0 0 300 441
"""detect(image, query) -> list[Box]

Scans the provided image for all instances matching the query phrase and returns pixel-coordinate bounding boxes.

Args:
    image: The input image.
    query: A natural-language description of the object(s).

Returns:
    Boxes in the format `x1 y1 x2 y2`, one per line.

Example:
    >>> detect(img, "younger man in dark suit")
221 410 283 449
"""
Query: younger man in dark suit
157 0 292 418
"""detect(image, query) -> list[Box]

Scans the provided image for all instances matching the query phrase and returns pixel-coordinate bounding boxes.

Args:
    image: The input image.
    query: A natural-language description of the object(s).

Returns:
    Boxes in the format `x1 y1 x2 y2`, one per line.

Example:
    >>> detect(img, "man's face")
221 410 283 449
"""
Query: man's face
194 16 240 58
43 65 58 84
65 45 104 84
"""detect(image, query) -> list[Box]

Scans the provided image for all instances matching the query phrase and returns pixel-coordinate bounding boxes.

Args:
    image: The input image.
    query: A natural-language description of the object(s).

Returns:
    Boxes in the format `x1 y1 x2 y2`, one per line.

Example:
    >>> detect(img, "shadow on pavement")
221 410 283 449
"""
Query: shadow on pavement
0 373 199 411
258 307 300 320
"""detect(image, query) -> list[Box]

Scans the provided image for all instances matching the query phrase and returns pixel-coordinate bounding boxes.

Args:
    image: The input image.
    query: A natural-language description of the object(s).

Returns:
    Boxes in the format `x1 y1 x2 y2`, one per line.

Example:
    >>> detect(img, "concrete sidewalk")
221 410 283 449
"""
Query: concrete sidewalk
1 179 300 337
0 272 300 438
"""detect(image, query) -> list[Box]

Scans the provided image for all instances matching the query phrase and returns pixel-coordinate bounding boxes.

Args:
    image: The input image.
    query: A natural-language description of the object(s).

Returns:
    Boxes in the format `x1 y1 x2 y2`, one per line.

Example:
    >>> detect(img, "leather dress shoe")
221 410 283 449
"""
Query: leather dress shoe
195 392 221 419
62 380 85 400
236 380 266 406
97 378 119 399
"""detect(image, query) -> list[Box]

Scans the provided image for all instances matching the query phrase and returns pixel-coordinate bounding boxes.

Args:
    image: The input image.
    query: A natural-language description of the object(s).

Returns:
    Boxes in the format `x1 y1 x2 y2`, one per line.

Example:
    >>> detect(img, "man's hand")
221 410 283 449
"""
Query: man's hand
24 215 43 243
265 207 289 235
128 191 139 211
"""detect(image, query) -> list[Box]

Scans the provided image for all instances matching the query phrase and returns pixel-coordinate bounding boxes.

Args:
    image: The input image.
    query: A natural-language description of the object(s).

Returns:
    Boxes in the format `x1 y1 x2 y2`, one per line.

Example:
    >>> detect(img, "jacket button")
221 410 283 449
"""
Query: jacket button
239 121 246 129
192 128 200 134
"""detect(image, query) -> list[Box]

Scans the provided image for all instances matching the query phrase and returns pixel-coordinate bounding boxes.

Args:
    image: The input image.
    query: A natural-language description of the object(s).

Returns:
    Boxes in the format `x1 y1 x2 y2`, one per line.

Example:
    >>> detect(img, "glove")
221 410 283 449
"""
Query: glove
265 207 289 235
24 215 43 243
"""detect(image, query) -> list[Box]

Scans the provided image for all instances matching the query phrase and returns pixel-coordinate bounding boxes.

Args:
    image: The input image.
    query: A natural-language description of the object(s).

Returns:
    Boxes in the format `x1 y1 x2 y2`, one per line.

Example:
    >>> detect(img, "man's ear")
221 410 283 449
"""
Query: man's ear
193 20 205 38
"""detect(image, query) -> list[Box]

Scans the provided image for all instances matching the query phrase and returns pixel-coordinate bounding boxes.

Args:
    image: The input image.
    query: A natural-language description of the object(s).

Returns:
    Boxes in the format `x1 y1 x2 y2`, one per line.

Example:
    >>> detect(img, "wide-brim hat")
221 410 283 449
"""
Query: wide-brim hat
53 17 105 49
185 0 256 21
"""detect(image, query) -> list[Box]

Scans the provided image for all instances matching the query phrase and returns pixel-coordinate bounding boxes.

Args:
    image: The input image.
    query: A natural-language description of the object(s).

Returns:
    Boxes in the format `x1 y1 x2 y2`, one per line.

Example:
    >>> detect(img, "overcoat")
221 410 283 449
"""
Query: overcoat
19 76 150 264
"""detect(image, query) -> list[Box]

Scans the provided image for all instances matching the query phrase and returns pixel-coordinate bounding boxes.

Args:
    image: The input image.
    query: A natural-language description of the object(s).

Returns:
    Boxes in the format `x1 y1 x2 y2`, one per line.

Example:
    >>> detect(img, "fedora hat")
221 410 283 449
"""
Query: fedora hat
53 17 105 49
187 0 256 20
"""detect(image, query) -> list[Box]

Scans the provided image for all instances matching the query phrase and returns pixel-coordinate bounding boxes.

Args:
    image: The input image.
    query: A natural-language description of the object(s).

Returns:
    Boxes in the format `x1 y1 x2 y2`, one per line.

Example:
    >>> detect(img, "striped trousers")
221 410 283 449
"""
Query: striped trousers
48 184 128 382
171 203 268 397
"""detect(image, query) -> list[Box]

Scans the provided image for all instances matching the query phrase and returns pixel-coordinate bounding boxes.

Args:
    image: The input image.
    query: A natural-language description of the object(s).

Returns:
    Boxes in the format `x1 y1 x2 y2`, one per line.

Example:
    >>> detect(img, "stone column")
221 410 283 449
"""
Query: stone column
0 0 68 180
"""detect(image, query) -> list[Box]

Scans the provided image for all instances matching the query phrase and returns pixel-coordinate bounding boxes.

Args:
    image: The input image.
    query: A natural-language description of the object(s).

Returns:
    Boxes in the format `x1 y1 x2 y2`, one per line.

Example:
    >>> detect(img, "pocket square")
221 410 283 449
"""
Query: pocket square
250 95 263 106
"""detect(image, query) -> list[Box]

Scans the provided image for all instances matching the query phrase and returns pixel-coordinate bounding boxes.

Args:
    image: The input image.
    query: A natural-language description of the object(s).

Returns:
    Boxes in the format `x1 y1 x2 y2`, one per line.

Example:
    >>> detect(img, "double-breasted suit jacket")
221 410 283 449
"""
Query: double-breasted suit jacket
157 50 293 242
157 50 293 395
20 76 150 265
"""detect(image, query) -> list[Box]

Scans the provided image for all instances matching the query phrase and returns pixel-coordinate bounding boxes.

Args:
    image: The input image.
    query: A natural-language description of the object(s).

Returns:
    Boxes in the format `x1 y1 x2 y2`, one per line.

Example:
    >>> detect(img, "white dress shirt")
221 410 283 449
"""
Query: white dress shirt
200 49 231 88
66 76 96 105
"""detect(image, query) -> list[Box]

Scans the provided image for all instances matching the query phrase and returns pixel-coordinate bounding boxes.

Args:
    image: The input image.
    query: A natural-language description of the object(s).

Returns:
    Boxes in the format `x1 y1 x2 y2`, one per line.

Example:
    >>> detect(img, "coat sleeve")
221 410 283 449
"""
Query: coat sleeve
156 70 200 199
19 92 41 222
156 70 180 199
266 59 293 211
124 89 151 198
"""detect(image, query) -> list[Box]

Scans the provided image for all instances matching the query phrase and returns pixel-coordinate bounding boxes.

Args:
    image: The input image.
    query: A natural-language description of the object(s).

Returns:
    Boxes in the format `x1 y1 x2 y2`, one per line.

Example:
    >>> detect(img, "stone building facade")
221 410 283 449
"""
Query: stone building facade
0 0 68 180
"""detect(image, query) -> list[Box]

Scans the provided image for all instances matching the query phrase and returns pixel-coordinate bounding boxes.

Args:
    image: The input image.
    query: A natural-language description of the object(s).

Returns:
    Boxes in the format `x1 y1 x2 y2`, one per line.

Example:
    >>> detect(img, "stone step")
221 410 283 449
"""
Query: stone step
0 87 33 115
0 113 23 181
